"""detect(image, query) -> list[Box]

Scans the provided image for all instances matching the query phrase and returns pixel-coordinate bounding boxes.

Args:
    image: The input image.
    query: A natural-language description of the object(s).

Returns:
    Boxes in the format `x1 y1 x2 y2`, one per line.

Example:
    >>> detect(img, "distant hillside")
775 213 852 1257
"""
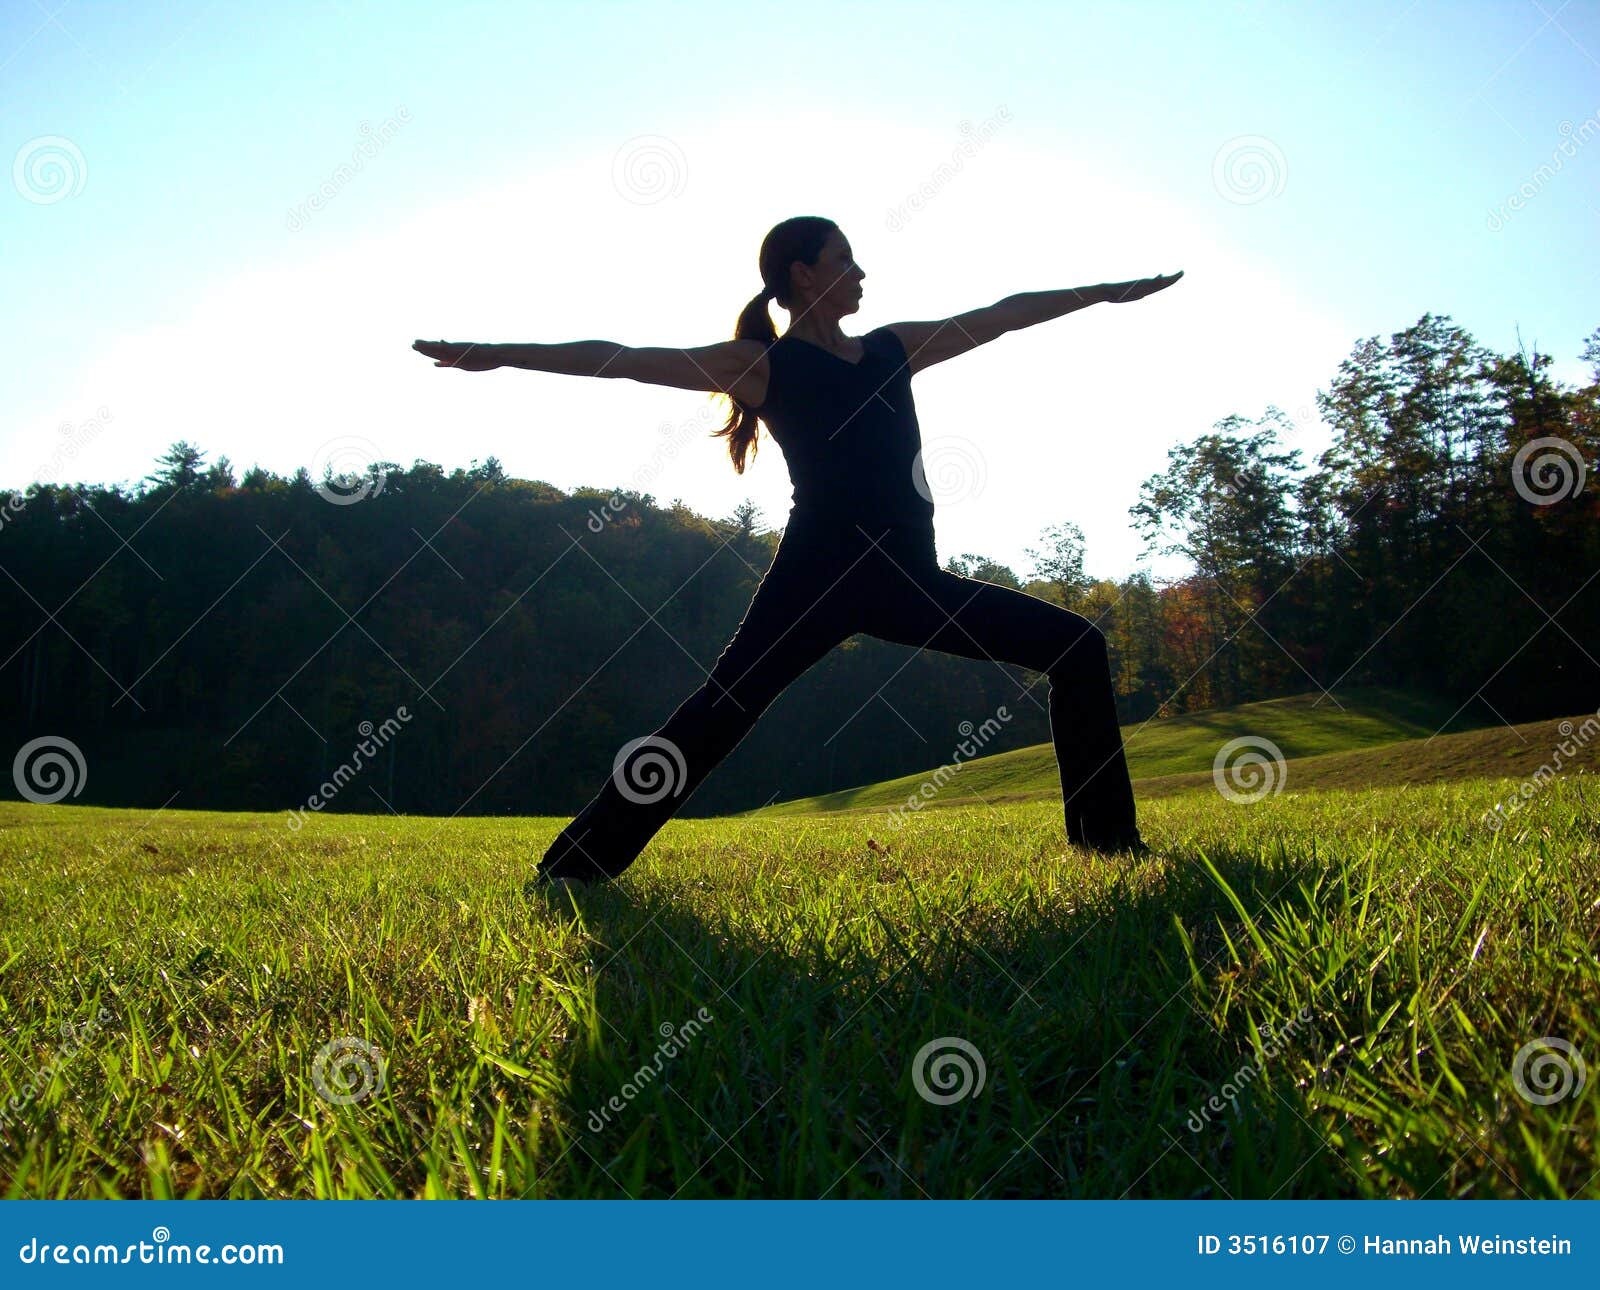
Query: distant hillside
751 688 1503 816
1129 713 1600 800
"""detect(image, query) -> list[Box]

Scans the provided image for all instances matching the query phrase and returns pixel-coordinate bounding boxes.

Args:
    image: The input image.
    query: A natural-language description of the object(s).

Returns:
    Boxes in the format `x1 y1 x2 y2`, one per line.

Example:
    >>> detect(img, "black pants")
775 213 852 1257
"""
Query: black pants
538 514 1140 881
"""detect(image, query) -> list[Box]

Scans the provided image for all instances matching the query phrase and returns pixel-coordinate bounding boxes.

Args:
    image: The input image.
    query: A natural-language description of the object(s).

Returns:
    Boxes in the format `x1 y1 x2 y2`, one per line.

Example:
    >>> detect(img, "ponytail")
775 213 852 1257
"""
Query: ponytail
716 286 779 474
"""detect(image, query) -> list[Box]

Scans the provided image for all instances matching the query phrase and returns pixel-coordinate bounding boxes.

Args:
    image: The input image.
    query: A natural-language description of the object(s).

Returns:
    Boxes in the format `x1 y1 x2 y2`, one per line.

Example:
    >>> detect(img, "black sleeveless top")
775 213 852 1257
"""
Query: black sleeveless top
751 325 936 528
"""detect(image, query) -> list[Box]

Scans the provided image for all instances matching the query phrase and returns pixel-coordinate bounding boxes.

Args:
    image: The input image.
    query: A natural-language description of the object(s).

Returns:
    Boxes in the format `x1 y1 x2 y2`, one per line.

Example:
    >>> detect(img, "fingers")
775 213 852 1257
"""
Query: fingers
413 340 464 367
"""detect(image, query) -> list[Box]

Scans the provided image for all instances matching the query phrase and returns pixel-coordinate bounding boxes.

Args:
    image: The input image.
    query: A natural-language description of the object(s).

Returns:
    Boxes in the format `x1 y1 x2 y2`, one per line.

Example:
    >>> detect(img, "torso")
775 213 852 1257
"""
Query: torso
743 324 934 528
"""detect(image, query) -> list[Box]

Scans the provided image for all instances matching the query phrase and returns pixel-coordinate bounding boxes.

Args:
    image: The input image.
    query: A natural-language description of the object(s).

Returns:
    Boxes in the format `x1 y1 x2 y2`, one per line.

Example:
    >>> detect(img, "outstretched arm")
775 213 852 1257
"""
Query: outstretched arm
886 270 1183 375
410 337 770 402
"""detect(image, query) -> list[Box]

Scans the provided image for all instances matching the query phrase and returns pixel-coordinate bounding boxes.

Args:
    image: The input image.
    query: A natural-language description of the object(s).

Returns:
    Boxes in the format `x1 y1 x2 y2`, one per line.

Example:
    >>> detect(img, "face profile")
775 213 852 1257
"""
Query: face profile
787 227 865 318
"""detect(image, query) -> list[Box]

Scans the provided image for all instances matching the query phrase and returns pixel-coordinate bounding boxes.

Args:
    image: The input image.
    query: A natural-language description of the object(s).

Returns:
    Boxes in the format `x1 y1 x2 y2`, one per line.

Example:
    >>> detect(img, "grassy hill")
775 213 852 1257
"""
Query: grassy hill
1128 711 1600 801
754 686 1491 816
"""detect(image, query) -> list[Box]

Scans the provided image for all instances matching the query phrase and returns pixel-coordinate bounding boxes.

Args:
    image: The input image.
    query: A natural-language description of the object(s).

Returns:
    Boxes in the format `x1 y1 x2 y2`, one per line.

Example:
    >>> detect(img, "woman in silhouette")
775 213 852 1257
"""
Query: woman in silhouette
414 216 1182 890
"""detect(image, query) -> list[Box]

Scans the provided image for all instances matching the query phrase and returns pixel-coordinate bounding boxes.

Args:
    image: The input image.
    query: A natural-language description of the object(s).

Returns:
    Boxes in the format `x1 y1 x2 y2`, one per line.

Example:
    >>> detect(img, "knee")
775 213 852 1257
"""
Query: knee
700 659 786 723
676 673 769 739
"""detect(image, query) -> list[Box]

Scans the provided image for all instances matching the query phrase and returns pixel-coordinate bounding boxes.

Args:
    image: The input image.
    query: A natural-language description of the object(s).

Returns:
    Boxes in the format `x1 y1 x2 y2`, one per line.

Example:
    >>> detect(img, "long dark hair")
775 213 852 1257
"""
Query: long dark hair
714 216 838 474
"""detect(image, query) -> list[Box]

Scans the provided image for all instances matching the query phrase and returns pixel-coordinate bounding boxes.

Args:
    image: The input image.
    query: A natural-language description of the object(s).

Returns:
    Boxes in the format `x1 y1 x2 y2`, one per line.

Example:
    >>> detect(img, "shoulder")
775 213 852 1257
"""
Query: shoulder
744 336 782 412
721 336 775 410
717 336 774 373
875 324 911 366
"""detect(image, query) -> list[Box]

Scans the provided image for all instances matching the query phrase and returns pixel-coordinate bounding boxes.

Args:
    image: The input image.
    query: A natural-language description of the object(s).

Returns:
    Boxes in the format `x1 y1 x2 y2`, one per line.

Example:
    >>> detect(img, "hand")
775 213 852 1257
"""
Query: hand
412 339 502 370
1103 271 1184 304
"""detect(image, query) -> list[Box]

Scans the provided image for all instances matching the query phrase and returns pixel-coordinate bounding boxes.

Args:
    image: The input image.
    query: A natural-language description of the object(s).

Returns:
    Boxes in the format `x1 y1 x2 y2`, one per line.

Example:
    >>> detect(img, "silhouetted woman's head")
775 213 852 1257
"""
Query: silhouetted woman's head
715 217 865 474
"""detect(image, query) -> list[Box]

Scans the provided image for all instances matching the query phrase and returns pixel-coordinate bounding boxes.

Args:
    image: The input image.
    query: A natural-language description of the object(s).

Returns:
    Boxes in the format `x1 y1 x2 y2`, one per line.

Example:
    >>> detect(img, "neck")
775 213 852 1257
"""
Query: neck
784 320 851 345
782 307 850 346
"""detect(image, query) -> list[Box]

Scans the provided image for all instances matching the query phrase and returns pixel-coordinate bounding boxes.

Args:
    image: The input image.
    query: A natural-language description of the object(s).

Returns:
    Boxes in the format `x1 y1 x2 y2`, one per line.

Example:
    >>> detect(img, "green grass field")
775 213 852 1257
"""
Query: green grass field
1 700 1597 1198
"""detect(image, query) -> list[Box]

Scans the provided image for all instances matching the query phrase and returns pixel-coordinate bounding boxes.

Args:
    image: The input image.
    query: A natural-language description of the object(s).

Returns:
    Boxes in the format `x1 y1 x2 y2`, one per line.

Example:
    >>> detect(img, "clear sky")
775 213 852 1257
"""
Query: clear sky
4 0 1597 580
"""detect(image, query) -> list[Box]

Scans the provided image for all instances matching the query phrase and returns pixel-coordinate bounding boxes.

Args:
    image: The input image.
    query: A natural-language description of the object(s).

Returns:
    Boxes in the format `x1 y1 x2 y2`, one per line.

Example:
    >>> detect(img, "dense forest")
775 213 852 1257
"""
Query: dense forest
2 312 1596 818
